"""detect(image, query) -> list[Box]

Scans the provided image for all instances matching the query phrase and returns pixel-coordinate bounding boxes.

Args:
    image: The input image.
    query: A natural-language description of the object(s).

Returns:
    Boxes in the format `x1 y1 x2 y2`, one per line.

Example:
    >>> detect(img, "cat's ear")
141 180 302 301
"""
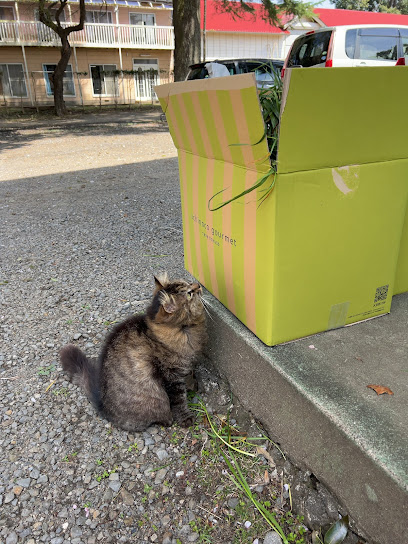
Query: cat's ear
154 272 169 294
162 299 177 314
154 275 164 293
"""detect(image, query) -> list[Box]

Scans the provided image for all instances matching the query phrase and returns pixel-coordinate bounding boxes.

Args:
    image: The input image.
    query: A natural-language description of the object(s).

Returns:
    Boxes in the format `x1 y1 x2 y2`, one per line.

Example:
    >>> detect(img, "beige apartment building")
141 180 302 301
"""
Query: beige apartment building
0 0 174 108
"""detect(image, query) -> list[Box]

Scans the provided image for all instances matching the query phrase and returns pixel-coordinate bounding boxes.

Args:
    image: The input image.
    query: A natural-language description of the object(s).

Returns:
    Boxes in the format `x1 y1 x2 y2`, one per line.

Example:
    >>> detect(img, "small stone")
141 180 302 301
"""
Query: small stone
155 468 168 484
6 533 18 544
156 449 169 461
263 532 283 544
108 472 119 481
162 533 172 544
176 471 184 478
120 488 134 506
228 498 239 509
73 333 82 340
50 538 64 544
30 468 40 479
108 480 121 493
161 515 171 526
13 486 23 496
16 478 31 488
71 526 82 538
4 492 14 504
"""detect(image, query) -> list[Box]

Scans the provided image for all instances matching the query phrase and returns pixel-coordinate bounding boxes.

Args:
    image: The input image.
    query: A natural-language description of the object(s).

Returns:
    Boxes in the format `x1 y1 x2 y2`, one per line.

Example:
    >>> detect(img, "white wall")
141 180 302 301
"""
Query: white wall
204 31 286 60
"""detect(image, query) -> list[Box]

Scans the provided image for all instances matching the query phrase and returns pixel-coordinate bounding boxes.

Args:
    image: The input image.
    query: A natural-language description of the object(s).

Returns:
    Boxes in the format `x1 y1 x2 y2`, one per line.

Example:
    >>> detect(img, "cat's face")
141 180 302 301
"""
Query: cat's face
149 275 205 326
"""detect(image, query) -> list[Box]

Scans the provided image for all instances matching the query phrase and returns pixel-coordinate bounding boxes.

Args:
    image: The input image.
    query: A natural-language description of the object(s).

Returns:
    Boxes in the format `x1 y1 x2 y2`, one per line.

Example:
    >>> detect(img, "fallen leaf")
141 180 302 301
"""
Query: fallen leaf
367 385 394 396
256 447 276 468
264 470 270 485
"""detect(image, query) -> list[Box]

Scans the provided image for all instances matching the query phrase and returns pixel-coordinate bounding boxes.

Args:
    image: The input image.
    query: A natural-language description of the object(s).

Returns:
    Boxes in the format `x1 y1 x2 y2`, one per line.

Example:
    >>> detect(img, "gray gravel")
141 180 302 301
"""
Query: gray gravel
0 111 364 544
0 111 269 544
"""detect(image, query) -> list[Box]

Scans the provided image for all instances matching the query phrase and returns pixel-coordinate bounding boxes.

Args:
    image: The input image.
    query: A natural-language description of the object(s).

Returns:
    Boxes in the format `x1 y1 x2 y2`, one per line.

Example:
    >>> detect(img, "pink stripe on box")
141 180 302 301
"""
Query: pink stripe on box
190 91 215 159
176 94 198 156
179 151 193 274
207 90 233 163
229 89 255 168
191 154 205 282
165 96 183 150
222 162 236 315
243 170 258 334
205 160 219 299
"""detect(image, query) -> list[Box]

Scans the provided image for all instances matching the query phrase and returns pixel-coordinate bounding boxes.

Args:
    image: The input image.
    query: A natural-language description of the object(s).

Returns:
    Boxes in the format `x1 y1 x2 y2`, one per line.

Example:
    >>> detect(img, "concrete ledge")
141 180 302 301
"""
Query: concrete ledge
204 291 408 544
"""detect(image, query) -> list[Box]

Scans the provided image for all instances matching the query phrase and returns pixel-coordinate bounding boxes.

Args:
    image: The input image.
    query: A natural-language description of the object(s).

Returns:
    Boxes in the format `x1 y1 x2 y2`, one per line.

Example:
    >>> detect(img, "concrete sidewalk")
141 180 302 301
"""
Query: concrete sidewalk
205 290 408 544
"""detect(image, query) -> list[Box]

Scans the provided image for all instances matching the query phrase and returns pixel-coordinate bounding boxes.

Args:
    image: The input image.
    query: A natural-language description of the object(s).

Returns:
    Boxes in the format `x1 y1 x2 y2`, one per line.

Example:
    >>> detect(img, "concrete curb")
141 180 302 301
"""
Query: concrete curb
204 291 408 544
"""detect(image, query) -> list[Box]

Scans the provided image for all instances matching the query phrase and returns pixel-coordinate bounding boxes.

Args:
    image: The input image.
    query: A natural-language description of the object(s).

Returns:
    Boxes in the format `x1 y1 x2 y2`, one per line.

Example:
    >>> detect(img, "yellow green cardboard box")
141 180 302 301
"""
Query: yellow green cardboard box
156 67 408 346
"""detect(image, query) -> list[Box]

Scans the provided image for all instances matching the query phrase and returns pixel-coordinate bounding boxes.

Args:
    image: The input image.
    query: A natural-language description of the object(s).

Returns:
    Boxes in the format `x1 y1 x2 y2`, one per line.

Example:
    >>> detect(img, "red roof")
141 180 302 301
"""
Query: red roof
200 2 408 34
201 0 289 35
314 7 408 26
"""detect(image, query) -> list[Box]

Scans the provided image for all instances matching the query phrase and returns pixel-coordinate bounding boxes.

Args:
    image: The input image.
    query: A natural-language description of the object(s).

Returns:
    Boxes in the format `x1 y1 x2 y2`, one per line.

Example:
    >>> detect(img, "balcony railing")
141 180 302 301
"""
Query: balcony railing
0 21 174 49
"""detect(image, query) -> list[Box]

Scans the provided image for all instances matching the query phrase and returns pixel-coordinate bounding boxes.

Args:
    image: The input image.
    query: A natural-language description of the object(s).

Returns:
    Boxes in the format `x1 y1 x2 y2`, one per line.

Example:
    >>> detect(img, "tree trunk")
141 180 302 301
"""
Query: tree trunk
53 32 71 116
173 0 201 82
38 0 86 116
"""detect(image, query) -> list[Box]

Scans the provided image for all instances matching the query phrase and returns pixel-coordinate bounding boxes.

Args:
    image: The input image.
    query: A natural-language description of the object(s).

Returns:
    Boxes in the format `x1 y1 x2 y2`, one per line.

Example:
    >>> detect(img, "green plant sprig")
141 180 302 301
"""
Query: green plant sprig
221 450 289 544
190 399 256 458
207 67 283 211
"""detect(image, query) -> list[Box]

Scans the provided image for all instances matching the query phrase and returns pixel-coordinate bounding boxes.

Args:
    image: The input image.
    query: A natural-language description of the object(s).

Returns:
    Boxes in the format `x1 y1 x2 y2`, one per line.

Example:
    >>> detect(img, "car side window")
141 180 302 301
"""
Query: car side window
345 29 357 59
400 28 408 61
357 28 398 61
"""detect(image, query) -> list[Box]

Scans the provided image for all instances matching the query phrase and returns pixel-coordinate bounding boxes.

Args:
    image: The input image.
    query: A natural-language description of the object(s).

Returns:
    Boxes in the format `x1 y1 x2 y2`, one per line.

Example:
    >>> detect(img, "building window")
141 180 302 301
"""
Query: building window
129 13 155 26
0 64 27 97
43 64 75 96
90 65 118 96
34 8 66 22
0 6 14 20
133 59 159 100
86 10 112 24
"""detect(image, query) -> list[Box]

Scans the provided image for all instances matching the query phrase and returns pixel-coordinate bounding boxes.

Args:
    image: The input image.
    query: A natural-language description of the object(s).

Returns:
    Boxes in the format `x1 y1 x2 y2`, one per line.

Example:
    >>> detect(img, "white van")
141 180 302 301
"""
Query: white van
282 25 408 77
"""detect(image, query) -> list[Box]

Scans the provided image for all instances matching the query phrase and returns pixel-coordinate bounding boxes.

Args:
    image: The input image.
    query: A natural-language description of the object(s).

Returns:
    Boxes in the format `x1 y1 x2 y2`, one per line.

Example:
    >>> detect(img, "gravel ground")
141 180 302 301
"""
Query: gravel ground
0 110 363 544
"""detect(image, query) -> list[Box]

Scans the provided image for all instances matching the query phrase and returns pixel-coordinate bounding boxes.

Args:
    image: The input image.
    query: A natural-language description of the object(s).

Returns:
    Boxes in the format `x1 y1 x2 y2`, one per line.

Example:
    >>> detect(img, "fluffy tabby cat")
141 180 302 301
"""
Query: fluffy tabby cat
60 274 207 431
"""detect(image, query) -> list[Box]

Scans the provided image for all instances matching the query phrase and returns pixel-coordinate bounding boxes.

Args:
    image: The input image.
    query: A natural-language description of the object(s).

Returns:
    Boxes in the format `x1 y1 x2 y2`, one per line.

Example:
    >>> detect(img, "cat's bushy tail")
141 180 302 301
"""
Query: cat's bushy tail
60 345 102 412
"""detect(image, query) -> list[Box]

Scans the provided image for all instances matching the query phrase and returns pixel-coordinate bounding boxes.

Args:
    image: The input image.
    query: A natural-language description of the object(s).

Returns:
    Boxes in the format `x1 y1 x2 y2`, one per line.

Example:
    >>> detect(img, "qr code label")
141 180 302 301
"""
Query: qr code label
374 285 389 304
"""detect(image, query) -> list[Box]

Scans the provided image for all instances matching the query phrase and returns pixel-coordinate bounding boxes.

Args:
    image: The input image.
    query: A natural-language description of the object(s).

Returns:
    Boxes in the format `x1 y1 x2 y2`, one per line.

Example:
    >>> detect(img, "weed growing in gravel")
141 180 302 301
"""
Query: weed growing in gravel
189 517 214 543
37 364 56 376
53 387 69 397
188 397 310 544
62 451 78 463
128 442 139 453
94 465 118 482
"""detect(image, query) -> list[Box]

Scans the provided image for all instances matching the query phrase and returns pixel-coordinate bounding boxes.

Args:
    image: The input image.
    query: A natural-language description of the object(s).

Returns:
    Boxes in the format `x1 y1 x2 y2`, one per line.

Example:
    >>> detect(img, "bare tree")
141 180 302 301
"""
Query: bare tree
37 0 86 116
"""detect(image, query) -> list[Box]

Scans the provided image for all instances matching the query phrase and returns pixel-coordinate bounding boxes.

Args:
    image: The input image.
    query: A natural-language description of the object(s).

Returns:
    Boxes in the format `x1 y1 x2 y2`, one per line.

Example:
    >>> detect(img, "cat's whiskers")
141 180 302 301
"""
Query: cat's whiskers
199 296 214 321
